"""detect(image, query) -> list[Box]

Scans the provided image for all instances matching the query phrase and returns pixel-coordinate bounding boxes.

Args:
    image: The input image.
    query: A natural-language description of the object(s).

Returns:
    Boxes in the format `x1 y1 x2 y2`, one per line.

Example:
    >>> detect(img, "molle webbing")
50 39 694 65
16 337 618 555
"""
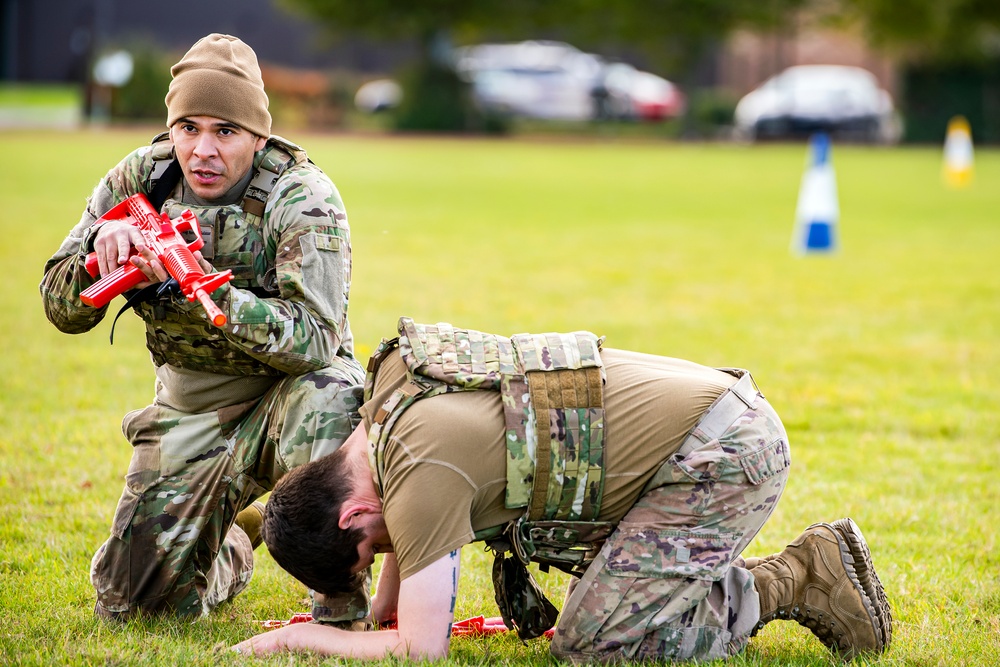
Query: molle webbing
241 135 306 217
501 331 606 522
365 318 607 524
528 368 604 520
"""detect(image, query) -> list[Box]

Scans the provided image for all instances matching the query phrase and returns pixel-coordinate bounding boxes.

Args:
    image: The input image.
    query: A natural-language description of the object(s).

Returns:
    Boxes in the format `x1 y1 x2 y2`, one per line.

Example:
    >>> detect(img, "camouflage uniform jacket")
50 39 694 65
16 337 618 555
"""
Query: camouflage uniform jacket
40 134 354 378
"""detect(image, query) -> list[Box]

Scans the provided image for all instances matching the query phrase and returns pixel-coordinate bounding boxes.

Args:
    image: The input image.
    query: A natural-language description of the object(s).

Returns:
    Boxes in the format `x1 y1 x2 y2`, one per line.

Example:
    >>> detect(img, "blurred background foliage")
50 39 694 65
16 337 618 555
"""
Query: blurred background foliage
3 0 1000 141
275 0 1000 140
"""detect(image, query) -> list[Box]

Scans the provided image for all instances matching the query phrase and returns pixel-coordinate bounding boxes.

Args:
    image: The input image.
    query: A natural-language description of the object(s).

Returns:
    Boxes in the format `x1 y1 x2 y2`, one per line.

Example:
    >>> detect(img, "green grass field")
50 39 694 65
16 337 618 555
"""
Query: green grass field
1 127 998 666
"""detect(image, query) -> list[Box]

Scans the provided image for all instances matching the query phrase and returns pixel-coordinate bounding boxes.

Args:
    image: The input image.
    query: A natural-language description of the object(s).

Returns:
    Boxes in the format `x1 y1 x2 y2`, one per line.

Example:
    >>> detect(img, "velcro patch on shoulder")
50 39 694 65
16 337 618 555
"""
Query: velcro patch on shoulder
313 234 341 252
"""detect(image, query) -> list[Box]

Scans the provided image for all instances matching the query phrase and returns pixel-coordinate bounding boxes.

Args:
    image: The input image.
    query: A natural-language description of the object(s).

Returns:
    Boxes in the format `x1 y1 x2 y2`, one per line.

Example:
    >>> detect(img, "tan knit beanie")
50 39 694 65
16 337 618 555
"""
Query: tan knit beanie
165 33 271 137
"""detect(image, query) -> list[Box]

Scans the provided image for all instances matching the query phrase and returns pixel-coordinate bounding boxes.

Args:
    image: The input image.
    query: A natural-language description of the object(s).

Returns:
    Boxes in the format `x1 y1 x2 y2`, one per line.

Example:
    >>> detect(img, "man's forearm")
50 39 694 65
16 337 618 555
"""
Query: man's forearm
235 551 460 661
234 624 411 659
373 554 401 625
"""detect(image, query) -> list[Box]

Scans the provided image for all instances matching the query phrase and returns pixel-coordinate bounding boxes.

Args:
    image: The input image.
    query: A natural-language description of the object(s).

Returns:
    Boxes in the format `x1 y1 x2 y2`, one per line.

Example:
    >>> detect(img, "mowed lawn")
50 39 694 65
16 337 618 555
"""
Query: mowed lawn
1 127 997 666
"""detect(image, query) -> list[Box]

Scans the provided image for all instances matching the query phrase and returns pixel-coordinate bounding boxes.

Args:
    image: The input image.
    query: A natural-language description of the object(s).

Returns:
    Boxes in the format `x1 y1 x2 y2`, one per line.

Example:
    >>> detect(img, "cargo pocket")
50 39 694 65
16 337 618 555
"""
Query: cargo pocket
114 410 163 539
739 437 790 486
110 444 159 538
640 446 724 517
109 486 141 540
606 526 740 581
553 524 741 662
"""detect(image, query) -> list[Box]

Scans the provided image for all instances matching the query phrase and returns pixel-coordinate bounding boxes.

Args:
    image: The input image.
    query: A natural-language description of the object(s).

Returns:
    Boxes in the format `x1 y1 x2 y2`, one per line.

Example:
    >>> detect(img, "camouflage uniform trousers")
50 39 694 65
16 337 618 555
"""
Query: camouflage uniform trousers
551 380 791 663
90 356 371 621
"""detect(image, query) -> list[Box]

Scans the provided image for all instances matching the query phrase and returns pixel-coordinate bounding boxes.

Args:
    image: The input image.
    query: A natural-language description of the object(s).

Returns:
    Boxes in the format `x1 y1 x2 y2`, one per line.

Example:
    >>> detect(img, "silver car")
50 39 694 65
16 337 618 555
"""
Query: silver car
453 40 684 123
734 65 901 143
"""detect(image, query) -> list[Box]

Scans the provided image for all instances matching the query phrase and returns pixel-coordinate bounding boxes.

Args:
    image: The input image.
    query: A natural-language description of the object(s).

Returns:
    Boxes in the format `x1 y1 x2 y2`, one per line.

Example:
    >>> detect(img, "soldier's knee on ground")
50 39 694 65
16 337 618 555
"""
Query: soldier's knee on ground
309 568 372 628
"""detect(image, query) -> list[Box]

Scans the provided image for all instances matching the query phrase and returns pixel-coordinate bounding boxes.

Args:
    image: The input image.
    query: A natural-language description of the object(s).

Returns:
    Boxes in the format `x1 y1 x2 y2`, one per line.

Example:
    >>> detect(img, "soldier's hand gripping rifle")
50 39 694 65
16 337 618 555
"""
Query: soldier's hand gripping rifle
80 193 232 327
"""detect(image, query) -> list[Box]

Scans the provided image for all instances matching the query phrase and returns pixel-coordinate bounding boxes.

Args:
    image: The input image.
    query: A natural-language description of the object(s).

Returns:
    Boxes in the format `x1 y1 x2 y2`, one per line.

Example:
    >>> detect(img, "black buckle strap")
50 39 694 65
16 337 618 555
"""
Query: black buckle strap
107 279 180 345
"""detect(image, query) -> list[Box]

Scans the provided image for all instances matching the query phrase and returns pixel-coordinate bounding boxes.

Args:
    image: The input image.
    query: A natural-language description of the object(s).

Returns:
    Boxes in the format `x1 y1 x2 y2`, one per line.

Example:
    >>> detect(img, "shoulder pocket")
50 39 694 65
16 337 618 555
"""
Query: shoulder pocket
299 232 346 324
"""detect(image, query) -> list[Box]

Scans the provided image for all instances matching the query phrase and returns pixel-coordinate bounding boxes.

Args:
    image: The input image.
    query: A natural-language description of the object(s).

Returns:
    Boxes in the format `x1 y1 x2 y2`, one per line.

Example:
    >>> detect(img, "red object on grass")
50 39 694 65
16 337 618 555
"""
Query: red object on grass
262 613 554 639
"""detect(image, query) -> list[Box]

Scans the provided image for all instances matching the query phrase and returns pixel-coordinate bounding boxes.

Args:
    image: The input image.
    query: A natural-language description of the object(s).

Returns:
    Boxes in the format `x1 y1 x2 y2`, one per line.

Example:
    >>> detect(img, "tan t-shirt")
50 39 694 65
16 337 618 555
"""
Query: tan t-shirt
360 347 736 580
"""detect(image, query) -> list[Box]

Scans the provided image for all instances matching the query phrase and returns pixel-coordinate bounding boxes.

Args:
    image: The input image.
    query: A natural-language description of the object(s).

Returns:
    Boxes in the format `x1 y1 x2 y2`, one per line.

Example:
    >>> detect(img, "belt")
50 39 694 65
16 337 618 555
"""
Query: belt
687 370 760 447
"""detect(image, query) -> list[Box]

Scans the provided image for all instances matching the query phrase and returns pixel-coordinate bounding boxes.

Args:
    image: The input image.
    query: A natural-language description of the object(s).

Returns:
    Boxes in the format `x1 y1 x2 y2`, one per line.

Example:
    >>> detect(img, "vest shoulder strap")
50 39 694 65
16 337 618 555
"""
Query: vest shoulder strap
147 133 176 197
241 138 302 217
144 134 302 218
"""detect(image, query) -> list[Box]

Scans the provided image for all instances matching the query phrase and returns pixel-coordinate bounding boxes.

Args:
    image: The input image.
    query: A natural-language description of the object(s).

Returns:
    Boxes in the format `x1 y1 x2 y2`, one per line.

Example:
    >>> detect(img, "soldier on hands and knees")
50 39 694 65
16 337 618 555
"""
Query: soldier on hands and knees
234 318 891 661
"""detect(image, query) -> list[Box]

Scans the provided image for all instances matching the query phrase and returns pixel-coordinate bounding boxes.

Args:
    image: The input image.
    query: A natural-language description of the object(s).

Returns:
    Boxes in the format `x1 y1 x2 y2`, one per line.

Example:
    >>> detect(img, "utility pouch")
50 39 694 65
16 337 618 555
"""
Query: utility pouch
490 538 560 641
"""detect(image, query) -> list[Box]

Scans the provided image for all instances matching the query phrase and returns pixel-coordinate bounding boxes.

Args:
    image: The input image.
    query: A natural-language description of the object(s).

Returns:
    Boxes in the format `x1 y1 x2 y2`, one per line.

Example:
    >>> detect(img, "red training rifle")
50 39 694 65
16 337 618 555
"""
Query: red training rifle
80 193 232 327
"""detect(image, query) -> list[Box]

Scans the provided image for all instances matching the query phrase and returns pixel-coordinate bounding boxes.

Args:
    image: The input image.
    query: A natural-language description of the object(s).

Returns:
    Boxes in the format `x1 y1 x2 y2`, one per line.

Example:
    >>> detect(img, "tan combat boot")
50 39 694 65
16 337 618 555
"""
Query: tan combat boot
751 518 892 660
741 553 778 569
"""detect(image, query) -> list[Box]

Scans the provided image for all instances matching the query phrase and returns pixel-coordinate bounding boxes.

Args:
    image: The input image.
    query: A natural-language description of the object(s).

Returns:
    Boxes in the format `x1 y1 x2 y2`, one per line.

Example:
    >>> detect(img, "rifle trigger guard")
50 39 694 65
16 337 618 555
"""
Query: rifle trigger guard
156 278 181 298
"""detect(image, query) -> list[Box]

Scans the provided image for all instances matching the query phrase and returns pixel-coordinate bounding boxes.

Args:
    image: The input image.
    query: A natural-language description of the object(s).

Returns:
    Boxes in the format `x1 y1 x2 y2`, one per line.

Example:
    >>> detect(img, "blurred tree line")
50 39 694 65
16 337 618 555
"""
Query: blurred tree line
832 0 1000 142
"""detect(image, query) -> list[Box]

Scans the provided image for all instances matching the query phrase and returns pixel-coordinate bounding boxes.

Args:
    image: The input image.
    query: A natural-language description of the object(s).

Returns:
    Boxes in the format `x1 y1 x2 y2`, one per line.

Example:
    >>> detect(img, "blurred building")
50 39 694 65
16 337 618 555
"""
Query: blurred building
717 21 898 98
0 0 410 83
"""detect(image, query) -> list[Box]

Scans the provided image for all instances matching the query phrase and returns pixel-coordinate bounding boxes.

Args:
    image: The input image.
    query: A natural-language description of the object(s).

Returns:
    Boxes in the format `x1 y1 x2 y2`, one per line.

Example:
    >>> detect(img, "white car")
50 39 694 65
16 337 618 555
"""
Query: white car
453 40 603 121
453 40 683 122
354 79 403 113
734 65 900 143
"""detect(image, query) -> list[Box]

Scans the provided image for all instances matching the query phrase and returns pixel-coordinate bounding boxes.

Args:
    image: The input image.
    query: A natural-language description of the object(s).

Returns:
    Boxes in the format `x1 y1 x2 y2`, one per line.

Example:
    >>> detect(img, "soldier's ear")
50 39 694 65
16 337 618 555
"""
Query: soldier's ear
338 503 376 530
338 505 360 530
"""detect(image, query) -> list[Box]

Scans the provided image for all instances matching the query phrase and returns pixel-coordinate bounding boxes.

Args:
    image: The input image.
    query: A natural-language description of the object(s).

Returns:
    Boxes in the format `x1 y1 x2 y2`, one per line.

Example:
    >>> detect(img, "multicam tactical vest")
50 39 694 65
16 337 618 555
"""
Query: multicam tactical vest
365 317 616 638
137 133 309 375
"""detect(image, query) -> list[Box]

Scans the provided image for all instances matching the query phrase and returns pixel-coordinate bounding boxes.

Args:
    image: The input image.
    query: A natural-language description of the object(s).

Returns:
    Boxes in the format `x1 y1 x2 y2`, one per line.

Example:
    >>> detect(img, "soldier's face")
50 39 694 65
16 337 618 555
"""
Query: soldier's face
351 515 393 575
170 116 266 201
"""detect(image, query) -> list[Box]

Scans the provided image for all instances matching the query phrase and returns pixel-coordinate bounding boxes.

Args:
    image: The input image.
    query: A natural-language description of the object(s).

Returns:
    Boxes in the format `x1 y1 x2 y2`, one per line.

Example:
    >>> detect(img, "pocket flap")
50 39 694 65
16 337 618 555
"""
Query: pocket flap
739 437 790 485
606 527 740 580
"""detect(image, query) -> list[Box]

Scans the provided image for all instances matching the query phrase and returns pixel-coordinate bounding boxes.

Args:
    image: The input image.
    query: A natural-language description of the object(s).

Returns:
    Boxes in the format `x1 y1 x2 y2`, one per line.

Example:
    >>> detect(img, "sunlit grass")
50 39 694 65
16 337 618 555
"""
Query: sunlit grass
1 127 997 665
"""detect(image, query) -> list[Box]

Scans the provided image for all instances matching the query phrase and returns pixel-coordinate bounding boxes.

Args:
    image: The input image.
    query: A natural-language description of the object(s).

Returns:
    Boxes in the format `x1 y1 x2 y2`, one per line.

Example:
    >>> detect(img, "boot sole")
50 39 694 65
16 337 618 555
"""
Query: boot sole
830 517 892 654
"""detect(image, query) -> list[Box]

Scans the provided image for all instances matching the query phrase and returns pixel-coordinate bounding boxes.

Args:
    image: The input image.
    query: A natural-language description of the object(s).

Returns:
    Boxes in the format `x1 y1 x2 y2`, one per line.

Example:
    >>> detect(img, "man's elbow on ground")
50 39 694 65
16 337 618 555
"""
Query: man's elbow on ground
401 633 450 661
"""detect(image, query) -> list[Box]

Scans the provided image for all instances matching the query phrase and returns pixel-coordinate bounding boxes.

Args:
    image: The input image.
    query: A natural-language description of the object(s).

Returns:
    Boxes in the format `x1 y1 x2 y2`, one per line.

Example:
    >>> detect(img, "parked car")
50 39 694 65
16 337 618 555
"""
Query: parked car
453 40 684 122
733 65 900 143
453 40 601 121
600 62 686 121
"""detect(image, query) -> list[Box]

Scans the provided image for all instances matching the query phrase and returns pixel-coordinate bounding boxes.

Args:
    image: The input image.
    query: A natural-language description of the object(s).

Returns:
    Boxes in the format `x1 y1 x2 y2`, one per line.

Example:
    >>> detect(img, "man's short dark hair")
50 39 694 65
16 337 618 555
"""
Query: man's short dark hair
262 447 364 596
